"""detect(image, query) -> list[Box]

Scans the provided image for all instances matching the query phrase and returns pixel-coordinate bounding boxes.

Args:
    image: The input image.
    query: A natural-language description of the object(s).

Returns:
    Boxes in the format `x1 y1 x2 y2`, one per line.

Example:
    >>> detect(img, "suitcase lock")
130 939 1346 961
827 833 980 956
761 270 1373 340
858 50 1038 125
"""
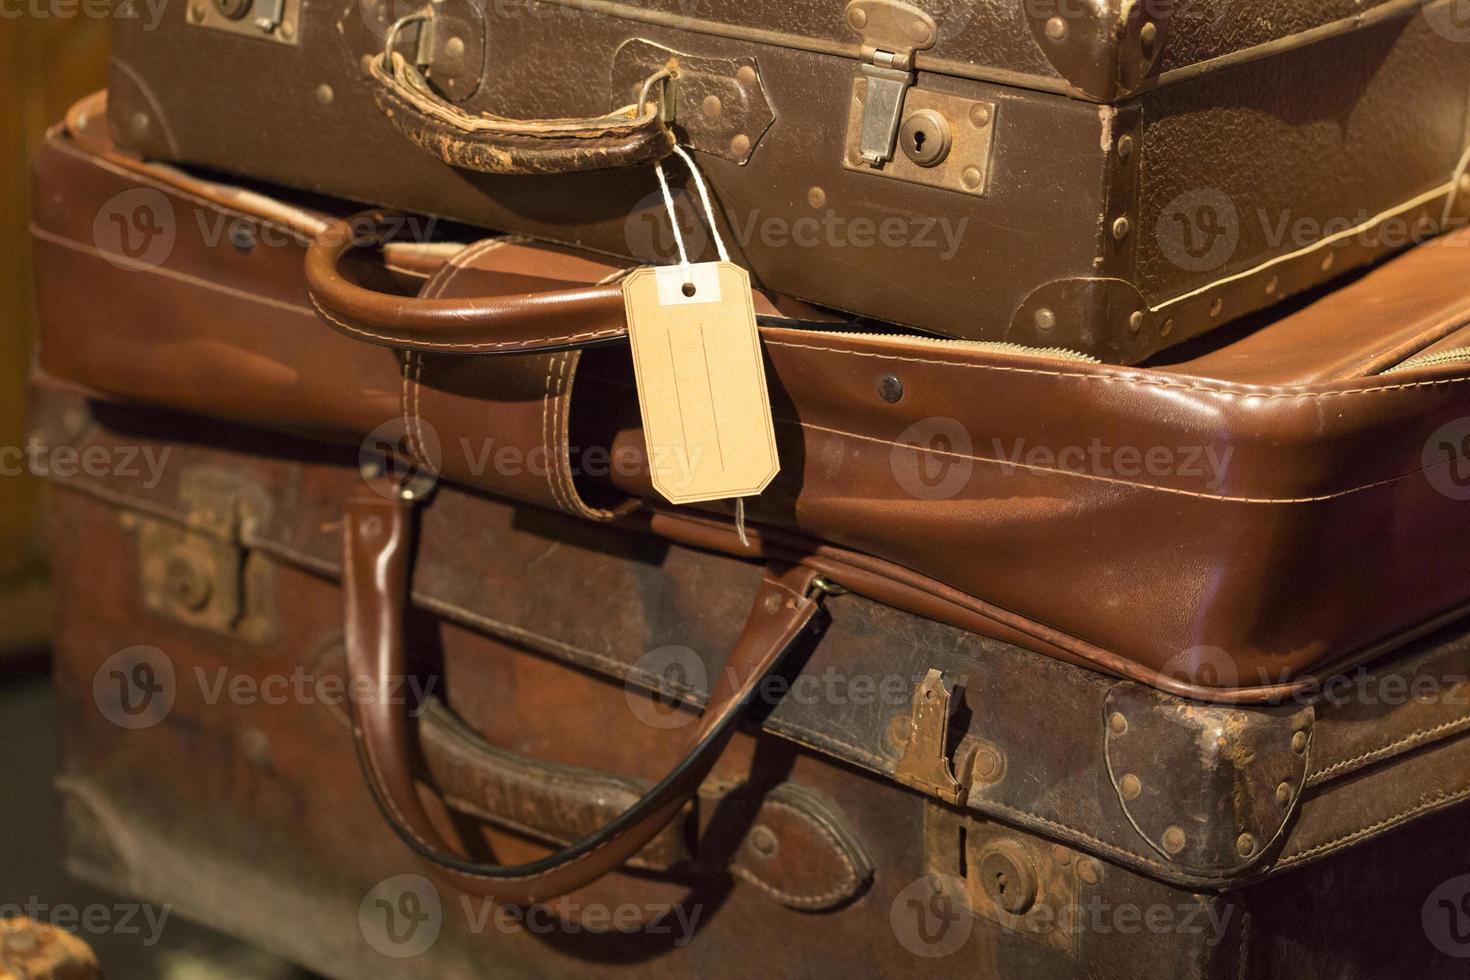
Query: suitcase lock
845 0 937 166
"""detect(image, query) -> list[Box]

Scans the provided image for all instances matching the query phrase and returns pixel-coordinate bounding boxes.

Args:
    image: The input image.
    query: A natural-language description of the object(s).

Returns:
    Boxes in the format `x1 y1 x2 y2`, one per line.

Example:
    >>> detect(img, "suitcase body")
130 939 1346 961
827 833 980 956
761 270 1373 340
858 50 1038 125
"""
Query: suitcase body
36 381 1470 979
31 96 1470 699
107 0 1470 362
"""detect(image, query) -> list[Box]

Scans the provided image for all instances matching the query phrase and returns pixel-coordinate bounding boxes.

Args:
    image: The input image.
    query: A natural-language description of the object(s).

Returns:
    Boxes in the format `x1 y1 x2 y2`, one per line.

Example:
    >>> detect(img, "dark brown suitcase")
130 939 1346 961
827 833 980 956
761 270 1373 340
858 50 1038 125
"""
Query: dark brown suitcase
35 378 1470 978
107 0 1470 362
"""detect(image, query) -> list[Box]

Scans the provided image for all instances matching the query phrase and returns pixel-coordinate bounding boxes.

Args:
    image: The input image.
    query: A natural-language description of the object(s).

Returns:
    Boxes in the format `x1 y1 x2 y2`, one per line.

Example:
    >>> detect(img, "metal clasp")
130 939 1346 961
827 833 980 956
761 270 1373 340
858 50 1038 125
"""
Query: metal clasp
894 668 967 805
845 0 937 167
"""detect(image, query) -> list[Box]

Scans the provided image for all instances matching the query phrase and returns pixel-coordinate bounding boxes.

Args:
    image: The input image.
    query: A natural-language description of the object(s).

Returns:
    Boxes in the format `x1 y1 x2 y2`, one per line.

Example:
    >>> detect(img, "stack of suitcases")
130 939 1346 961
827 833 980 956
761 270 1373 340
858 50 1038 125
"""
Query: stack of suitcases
27 0 1470 976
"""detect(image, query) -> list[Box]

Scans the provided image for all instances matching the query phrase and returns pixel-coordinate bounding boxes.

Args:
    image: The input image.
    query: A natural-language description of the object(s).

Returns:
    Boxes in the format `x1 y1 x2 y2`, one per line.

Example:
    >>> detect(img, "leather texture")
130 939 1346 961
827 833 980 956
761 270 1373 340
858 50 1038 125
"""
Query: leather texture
103 2 1470 362
34 387 1470 978
29 96 1470 699
342 481 823 903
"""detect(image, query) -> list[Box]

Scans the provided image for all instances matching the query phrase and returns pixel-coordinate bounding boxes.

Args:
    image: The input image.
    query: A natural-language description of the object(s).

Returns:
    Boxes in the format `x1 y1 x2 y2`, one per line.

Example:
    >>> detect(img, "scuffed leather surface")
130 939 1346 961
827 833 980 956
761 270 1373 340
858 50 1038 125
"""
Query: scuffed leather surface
30 110 1470 693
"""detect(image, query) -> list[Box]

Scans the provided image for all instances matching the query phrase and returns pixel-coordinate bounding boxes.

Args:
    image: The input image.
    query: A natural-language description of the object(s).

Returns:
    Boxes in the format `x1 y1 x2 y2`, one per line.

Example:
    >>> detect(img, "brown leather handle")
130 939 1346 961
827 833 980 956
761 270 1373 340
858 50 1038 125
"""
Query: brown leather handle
304 211 630 355
370 33 674 176
343 487 824 905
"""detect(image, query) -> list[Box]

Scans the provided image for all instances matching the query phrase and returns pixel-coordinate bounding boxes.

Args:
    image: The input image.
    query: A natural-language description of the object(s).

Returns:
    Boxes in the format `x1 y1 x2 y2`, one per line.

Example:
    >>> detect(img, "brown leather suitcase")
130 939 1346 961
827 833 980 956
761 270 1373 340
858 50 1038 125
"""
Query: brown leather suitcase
34 378 1470 978
106 0 1470 362
32 93 1470 702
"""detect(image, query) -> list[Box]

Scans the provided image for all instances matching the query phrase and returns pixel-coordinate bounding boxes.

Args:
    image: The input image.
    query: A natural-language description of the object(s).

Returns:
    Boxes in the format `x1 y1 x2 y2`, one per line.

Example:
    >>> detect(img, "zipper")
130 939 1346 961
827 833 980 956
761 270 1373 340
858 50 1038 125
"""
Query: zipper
754 314 1100 362
1382 347 1470 374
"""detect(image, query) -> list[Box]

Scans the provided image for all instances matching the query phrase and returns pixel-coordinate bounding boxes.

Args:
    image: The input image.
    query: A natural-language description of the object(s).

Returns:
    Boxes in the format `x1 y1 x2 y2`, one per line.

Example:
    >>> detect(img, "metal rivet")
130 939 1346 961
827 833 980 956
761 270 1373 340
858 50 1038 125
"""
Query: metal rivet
701 94 722 118
1108 711 1127 735
1053 844 1073 866
1112 216 1131 241
808 186 827 209
848 6 867 29
1236 833 1257 858
187 0 205 20
229 222 256 253
763 593 782 615
1162 826 1186 855
164 557 212 611
444 35 465 59
1077 859 1102 885
130 112 151 138
279 20 294 40
730 134 751 157
749 825 778 857
1209 297 1224 317
1292 731 1309 753
1119 773 1141 800
970 744 1005 784
1117 135 1134 160
1275 782 1293 806
315 84 334 106
736 65 758 86
1321 253 1335 272
1034 307 1057 332
1265 274 1279 295
1128 311 1144 333
961 166 984 191
1161 318 1174 337
877 373 904 403
1139 21 1158 51
909 18 931 45
1045 15 1068 40
969 104 991 128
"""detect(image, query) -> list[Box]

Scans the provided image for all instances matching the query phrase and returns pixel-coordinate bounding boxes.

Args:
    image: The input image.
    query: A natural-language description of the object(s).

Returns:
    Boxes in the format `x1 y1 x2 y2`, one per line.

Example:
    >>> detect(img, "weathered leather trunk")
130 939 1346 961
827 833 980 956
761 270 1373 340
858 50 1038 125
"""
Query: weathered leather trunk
35 381 1470 979
31 95 1470 702
107 0 1470 362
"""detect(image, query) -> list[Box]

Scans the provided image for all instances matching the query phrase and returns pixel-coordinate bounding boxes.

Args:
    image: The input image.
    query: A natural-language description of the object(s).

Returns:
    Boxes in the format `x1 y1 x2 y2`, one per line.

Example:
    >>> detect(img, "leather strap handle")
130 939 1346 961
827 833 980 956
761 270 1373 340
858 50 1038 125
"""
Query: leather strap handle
344 488 825 905
369 5 674 177
305 211 631 355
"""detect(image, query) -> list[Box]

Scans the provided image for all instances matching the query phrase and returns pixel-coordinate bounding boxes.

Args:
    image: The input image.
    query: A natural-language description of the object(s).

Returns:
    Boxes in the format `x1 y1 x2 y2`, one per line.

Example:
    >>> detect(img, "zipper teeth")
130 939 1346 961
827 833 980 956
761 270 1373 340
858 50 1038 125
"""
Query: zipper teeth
797 328 1100 363
1383 346 1470 374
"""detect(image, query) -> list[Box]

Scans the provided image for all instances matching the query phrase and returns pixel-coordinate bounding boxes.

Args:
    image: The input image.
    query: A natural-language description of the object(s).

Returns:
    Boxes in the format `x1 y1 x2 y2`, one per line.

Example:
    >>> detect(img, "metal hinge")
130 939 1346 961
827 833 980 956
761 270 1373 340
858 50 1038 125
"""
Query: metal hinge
845 0 937 167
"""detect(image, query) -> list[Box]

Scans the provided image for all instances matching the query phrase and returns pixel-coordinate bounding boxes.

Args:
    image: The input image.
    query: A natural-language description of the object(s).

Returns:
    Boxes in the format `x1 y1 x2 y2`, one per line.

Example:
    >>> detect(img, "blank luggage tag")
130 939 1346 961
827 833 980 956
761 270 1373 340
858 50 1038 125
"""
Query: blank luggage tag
621 147 779 513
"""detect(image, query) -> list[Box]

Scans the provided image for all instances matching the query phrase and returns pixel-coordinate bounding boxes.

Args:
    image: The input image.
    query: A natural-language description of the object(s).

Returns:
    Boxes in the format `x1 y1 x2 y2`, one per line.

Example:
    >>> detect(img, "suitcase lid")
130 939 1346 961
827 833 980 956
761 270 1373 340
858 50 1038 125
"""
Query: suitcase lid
573 0 1435 102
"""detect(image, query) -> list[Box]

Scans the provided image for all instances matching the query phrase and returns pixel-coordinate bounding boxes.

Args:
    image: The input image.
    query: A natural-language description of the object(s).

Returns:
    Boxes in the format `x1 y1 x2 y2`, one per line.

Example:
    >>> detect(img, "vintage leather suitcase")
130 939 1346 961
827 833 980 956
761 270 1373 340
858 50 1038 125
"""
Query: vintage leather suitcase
106 0 1470 362
31 94 1470 702
34 379 1470 978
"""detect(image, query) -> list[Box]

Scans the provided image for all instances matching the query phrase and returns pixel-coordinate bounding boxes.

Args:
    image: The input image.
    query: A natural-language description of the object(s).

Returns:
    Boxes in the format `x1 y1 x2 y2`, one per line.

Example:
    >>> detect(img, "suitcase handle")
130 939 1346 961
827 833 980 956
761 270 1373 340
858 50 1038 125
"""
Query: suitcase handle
368 9 675 177
306 211 632 354
343 486 828 905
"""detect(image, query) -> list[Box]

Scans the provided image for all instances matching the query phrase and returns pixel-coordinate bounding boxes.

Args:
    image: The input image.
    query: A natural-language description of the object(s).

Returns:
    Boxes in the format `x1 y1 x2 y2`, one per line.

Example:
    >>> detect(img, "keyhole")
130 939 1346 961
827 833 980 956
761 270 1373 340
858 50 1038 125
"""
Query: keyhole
993 870 1009 897
681 282 697 297
912 129 927 152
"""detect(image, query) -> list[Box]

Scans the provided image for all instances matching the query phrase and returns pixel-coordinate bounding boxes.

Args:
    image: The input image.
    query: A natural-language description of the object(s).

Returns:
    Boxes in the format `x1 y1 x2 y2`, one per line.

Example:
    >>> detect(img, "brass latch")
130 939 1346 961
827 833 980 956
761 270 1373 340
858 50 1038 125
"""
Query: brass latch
894 668 968 806
845 0 937 166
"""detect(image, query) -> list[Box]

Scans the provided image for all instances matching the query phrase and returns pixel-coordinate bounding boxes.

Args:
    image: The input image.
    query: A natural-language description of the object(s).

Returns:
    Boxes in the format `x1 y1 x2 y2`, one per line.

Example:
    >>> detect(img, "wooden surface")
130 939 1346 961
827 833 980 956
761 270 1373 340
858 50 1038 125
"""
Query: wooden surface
0 17 109 651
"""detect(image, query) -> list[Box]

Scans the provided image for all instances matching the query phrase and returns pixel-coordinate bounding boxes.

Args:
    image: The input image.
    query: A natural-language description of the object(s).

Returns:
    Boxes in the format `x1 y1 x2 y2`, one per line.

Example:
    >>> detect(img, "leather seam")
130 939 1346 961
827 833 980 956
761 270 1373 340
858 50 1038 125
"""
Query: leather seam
726 798 862 909
1276 785 1470 866
1307 710 1470 783
761 339 1470 399
308 291 626 351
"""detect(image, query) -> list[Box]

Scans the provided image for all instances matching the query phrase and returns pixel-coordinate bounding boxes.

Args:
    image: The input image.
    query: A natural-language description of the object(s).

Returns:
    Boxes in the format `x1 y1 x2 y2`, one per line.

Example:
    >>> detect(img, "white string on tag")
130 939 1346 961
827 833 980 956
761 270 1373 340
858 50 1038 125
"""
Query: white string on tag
652 146 749 546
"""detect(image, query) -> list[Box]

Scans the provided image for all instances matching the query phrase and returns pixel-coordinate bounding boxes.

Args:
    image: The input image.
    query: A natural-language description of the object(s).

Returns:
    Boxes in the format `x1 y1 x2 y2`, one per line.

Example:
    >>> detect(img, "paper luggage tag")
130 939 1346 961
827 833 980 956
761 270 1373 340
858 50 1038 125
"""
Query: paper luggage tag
620 260 780 505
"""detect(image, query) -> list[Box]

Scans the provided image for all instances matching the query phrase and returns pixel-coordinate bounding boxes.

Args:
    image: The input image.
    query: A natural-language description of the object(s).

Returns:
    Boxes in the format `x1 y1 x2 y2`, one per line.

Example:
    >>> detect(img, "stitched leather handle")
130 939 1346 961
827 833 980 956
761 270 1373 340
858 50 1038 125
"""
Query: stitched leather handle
370 39 674 175
305 211 632 355
344 489 824 905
